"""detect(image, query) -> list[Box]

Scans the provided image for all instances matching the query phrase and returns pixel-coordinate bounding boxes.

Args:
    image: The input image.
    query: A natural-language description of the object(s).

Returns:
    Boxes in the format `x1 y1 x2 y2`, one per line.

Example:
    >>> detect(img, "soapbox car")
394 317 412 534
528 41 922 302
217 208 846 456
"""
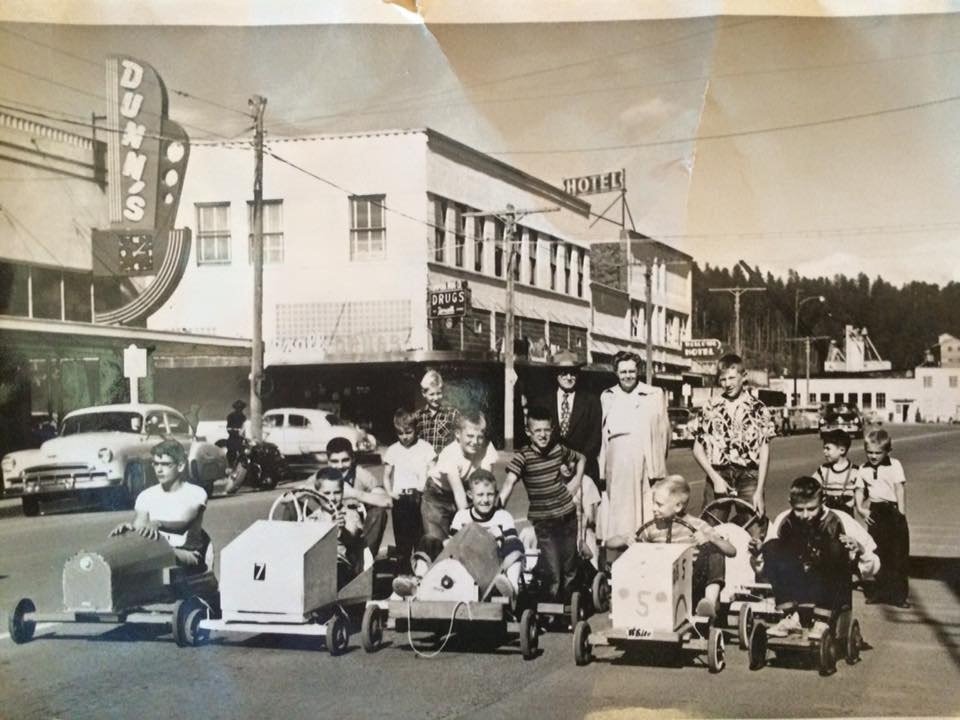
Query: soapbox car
571 517 727 672
370 523 541 659
747 605 863 676
7 532 218 645
698 497 779 649
178 487 389 655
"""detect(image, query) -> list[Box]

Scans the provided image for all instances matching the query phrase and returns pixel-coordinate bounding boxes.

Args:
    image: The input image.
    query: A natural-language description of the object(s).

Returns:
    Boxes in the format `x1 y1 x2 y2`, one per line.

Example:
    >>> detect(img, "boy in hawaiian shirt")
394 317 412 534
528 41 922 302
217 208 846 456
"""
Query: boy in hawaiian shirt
691 354 774 538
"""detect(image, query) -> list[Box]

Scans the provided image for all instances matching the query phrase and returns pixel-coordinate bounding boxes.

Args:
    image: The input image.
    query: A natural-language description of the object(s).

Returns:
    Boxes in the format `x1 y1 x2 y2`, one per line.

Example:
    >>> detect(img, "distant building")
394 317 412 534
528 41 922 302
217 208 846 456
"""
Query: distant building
928 333 960 368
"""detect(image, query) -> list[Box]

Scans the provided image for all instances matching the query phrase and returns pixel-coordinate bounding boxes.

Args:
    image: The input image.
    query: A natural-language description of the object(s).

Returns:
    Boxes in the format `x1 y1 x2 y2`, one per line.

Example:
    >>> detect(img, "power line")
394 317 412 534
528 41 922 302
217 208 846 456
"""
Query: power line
0 25 253 120
486 92 960 155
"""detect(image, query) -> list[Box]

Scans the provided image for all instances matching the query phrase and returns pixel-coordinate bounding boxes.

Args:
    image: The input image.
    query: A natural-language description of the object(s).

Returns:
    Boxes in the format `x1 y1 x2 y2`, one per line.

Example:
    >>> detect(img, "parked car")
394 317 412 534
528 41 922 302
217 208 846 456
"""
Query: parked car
819 403 864 439
785 406 821 435
261 407 378 461
1 403 227 516
668 407 695 447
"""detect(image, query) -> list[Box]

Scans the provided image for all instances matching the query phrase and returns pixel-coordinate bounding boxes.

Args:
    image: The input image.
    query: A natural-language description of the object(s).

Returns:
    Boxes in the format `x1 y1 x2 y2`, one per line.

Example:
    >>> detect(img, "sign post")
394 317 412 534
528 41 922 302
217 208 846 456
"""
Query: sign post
123 343 147 405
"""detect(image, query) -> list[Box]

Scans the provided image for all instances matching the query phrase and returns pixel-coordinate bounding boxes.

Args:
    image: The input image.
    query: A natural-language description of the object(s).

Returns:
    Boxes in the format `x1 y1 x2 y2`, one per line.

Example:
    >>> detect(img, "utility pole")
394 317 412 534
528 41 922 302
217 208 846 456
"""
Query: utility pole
787 335 830 406
793 290 826 406
464 204 558 450
708 286 765 356
644 262 653 385
249 94 267 442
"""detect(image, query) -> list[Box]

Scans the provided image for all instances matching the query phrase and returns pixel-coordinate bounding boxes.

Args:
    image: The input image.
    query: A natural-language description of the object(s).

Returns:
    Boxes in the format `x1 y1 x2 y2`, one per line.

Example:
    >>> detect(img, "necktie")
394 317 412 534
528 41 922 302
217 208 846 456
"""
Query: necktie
560 392 571 437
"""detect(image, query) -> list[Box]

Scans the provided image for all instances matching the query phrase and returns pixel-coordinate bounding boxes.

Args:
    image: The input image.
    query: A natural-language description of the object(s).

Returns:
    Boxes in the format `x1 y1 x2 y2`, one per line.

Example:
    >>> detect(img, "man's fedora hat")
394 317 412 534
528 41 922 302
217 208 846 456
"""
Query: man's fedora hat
550 350 584 368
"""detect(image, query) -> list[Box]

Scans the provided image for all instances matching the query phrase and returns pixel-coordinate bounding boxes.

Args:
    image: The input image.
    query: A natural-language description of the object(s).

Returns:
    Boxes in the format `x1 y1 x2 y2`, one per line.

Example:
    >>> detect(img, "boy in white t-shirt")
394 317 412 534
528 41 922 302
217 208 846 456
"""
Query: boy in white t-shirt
109 439 209 569
855 428 910 608
383 408 436 573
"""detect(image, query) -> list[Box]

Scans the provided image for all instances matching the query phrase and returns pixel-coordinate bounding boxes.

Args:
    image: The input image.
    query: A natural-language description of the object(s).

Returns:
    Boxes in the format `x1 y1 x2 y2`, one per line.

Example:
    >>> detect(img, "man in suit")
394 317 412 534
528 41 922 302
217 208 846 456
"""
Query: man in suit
540 351 602 490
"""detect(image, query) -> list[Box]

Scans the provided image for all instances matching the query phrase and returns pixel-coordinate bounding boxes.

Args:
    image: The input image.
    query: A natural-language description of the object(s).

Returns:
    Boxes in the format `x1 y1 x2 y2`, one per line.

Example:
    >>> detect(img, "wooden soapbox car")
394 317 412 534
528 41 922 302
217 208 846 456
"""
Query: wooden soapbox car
178 487 392 655
8 532 218 645
367 523 541 659
572 517 729 672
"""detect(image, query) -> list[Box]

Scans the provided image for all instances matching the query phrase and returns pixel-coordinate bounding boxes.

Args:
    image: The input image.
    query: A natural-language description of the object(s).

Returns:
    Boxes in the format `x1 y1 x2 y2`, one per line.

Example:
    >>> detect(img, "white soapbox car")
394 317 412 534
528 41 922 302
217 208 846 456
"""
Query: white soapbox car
178 487 388 655
572 516 730 672
8 532 218 645
370 523 541 659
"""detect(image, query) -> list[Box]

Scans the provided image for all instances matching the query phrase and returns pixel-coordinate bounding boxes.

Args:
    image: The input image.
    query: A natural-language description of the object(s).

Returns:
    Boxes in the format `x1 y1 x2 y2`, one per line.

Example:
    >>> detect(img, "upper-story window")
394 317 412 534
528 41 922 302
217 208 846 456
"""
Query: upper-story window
454 206 466 268
549 241 558 291
431 197 446 263
473 216 484 273
577 251 584 297
350 195 386 261
563 245 572 294
247 200 284 264
196 202 231 265
527 231 537 285
493 218 505 278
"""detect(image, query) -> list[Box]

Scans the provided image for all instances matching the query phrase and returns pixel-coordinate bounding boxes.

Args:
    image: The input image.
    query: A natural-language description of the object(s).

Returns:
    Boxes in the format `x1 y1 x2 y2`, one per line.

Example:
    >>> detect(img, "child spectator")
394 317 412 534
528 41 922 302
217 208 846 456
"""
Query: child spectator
608 475 736 619
855 428 910 608
500 406 585 605
309 467 366 589
756 476 866 638
420 409 498 550
450 470 525 603
383 408 436 573
109 438 209 570
326 437 392 557
816 429 858 514
414 369 461 454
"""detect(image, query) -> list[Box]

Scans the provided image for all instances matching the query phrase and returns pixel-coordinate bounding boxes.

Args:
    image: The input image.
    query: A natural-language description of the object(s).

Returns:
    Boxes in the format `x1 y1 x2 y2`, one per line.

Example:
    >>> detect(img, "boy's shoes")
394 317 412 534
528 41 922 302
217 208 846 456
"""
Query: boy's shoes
392 575 419 598
807 620 830 640
694 598 716 620
767 611 803 637
492 575 516 606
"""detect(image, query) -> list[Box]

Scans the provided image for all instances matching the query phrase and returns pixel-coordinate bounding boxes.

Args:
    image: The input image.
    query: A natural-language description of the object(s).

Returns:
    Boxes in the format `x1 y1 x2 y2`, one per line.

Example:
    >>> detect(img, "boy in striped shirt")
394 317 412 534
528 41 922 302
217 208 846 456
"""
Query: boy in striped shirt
500 405 586 605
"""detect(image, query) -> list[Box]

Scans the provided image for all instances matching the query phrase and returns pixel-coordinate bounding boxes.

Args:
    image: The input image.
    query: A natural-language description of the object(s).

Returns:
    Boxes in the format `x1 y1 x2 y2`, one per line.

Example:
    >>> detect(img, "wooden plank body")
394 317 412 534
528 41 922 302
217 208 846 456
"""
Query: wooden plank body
388 599 507 622
62 535 177 613
611 542 694 632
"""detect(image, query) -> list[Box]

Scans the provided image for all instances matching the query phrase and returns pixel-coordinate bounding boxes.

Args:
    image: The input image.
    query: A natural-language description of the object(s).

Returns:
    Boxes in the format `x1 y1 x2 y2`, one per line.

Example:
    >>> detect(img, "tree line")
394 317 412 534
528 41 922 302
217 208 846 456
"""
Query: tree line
691 264 960 373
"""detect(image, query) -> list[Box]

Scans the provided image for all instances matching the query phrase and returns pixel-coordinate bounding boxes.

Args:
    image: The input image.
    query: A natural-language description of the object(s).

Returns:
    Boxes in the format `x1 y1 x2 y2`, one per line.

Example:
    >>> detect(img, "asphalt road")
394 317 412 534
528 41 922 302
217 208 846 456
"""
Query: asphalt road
1 426 958 719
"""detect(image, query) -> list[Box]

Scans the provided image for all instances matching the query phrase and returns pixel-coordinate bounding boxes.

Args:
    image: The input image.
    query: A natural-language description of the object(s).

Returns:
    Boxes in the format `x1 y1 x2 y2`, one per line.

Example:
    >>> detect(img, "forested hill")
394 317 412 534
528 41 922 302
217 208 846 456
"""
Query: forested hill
691 264 960 373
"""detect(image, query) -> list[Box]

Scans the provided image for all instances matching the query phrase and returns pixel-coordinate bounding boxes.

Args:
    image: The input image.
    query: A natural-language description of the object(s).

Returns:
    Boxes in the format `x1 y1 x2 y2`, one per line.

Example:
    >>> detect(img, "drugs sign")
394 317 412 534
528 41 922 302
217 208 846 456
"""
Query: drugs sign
682 339 722 359
429 288 470 319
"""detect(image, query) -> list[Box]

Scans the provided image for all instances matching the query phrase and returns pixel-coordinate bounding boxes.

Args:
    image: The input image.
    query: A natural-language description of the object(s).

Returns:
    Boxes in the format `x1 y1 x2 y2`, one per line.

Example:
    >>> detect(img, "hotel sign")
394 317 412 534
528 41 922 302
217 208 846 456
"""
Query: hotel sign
562 169 625 197
682 339 723 359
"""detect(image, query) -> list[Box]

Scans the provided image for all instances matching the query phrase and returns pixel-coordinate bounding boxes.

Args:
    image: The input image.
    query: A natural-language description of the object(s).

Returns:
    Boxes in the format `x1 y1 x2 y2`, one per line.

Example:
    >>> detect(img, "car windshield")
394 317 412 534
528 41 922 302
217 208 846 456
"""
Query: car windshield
61 411 144 436
325 414 344 426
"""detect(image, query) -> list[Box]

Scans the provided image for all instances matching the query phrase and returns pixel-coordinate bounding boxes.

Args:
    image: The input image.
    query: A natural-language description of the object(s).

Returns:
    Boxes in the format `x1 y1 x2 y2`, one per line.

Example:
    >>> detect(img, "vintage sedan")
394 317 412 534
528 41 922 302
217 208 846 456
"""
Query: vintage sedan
819 403 865 439
2 403 226 516
261 407 377 460
668 406 695 447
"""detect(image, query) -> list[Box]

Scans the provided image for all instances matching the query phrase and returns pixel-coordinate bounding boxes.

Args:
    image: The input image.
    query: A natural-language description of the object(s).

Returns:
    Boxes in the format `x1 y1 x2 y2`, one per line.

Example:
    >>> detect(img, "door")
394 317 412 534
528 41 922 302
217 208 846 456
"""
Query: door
262 411 287 454
286 413 314 455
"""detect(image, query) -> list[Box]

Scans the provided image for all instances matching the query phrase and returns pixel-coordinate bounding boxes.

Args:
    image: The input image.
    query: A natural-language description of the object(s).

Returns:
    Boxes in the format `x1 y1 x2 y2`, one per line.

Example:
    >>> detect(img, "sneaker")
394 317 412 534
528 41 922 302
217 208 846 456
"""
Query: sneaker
392 575 419 598
767 611 803 638
694 598 716 620
807 619 830 640
492 575 516 605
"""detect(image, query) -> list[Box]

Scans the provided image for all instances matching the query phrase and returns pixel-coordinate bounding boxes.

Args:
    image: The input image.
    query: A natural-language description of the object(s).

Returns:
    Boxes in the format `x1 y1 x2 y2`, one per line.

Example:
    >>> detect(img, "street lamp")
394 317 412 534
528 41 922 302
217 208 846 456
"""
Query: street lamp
792 292 826 406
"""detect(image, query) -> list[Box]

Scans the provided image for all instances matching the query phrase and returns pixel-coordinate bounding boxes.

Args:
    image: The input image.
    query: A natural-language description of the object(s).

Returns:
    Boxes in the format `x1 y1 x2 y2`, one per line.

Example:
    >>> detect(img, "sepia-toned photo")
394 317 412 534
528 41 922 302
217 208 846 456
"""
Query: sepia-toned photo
0 2 957 717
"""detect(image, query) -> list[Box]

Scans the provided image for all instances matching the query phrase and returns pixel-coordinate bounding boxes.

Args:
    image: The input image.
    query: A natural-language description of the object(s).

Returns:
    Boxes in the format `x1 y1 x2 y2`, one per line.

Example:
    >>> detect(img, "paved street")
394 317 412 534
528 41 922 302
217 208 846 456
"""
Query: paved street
1 426 958 719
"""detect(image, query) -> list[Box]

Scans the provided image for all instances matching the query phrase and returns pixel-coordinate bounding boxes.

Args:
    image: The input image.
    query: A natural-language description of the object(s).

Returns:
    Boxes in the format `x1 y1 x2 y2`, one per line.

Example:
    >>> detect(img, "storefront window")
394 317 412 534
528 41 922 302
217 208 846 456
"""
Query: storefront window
63 271 92 322
32 266 61 320
0 261 29 316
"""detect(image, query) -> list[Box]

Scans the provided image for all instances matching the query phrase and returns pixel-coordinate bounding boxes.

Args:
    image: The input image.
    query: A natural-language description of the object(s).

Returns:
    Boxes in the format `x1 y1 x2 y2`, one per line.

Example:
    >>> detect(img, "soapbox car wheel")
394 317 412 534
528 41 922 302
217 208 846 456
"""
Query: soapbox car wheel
570 591 586 629
172 597 208 648
707 625 726 673
700 496 763 532
748 623 767 670
738 604 755 650
326 613 349 656
845 619 862 665
9 597 36 644
573 620 592 666
361 605 384 653
818 627 837 676
260 468 280 491
519 608 539 660
591 572 609 614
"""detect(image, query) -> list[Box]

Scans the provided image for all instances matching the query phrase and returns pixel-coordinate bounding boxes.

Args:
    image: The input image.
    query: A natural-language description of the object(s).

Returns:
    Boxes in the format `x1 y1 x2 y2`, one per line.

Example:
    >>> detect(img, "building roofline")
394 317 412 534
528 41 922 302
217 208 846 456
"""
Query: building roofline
0 110 95 150
265 126 592 219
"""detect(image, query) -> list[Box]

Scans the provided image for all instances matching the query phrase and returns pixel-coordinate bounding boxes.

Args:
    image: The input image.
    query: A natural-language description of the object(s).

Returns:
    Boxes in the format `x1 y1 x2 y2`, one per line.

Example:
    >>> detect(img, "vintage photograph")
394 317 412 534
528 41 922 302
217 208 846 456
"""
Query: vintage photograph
0 1 957 717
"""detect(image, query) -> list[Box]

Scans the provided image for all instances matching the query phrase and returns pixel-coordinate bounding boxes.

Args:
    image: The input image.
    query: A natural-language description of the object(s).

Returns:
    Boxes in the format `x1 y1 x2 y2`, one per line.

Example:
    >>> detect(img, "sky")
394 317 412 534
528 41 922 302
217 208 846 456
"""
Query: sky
1 2 959 286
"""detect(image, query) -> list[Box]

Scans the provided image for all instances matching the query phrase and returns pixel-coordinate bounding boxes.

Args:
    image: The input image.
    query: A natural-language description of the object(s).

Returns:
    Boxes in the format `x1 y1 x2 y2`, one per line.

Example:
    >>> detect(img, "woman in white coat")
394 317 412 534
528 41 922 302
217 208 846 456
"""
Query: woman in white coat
598 351 671 541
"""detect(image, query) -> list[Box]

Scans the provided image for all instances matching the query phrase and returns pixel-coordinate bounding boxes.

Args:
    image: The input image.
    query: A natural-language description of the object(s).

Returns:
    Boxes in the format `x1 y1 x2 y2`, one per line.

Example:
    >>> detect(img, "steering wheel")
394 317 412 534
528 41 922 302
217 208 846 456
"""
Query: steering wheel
700 496 763 532
634 516 699 543
268 487 337 522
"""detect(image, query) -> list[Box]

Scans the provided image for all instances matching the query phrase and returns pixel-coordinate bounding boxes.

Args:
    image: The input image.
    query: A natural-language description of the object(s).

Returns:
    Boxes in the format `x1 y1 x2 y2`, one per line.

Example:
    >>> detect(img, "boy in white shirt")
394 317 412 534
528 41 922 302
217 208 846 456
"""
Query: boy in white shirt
855 428 910 608
383 408 436 573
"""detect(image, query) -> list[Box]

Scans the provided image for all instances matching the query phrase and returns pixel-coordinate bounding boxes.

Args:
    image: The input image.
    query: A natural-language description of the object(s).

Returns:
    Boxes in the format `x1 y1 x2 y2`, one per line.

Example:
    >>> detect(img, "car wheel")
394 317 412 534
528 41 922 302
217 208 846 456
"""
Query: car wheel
572 620 592 666
360 605 384 653
519 608 539 660
707 625 726 673
738 604 754 650
748 623 767 671
325 613 349 656
818 627 837 676
9 597 36 644
21 496 40 517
